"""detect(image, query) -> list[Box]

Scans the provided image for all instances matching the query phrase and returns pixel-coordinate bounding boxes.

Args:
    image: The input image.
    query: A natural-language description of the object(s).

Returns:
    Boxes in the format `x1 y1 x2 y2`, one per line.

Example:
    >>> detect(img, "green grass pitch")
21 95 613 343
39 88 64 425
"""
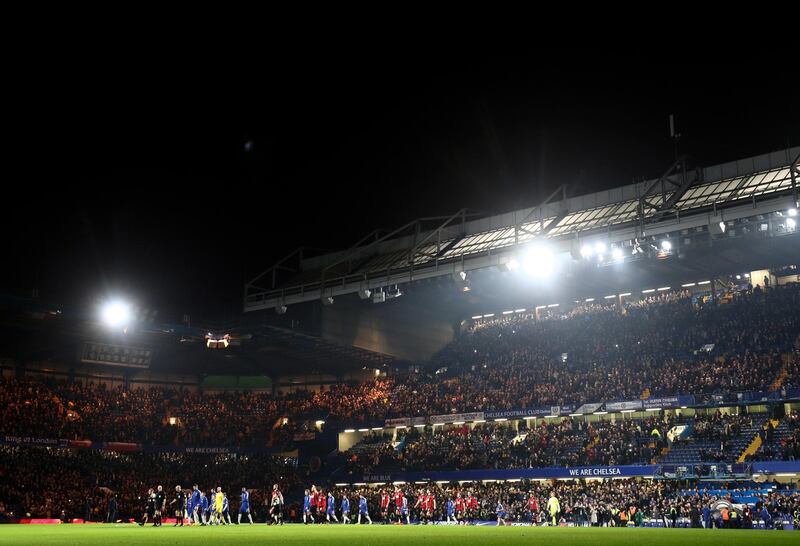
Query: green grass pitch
0 524 796 546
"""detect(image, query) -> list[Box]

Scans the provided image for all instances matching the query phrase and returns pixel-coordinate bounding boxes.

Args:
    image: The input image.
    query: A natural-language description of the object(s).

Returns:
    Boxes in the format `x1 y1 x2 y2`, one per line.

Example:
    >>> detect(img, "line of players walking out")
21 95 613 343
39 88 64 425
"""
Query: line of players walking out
139 484 284 527
302 485 546 525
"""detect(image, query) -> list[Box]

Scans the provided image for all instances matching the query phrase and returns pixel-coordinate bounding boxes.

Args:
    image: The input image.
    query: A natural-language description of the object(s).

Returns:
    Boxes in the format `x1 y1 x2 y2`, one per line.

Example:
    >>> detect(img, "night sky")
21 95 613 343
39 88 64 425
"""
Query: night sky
5 58 799 321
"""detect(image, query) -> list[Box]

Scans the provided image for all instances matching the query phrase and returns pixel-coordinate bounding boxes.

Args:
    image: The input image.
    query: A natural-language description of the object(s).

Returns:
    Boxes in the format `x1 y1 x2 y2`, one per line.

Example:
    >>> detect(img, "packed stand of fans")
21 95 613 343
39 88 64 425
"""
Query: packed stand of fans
0 445 298 522
0 283 797 448
341 416 670 476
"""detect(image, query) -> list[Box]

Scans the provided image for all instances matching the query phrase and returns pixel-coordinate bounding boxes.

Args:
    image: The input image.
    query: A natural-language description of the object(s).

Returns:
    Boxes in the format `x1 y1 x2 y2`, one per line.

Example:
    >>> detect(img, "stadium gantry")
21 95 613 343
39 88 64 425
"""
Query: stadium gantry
245 147 799 313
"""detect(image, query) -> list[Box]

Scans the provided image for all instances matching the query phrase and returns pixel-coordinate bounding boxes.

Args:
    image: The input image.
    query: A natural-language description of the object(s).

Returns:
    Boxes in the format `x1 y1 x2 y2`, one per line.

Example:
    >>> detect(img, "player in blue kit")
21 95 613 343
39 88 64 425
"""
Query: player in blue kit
446 497 456 523
400 495 410 525
238 487 253 525
303 489 315 524
496 499 508 525
341 493 351 524
326 491 339 523
221 492 232 525
358 493 372 524
200 491 210 525
190 485 201 525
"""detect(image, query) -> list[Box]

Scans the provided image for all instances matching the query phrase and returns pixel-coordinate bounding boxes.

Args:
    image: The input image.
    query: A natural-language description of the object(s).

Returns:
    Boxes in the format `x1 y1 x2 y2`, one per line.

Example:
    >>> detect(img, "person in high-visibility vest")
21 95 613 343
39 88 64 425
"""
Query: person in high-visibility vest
547 492 560 526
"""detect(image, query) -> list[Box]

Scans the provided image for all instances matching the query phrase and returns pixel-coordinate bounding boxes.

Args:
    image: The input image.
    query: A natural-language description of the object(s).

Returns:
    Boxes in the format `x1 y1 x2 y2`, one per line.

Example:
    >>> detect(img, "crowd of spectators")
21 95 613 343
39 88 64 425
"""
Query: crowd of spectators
305 478 800 528
0 284 797 448
753 412 800 461
3 443 799 527
0 446 298 521
341 413 778 475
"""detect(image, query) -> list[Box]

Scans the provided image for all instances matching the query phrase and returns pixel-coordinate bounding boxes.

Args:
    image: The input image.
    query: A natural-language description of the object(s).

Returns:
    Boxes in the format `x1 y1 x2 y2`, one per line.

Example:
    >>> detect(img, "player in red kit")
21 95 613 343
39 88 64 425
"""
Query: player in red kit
413 491 425 523
423 489 436 524
466 491 478 524
310 486 319 522
380 489 390 523
454 493 466 524
316 489 326 522
528 493 539 523
393 486 404 524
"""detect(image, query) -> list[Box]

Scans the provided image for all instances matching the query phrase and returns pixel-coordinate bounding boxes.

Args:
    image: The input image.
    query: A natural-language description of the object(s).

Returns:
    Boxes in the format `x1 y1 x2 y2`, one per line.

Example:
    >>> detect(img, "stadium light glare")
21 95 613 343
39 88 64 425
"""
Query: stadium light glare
483 313 494 318
682 283 696 287
521 245 555 277
514 308 526 313
452 421 465 425
507 258 520 271
620 409 636 413
657 286 671 291
619 292 631 297
660 240 672 251
788 217 797 229
698 280 711 285
358 428 369 432
344 429 355 433
502 310 514 315
568 413 583 417
789 208 797 217
585 298 595 302
719 221 726 233
604 295 616 299
371 427 383 431
547 303 559 308
642 288 655 293
494 418 507 422
101 301 131 327
315 420 325 426
594 242 606 254
592 411 608 415
471 315 482 320
645 407 662 411
580 245 593 258
611 247 624 261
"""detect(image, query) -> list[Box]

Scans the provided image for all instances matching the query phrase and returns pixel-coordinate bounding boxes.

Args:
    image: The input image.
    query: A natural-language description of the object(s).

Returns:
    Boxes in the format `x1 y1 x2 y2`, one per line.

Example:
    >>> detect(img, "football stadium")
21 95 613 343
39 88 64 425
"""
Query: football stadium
2 62 799 546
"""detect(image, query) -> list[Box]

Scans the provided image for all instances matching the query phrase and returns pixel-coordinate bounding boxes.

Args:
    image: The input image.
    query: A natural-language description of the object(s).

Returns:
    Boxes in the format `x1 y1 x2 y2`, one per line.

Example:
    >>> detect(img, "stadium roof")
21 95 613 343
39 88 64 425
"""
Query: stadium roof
0 296 405 376
245 147 799 312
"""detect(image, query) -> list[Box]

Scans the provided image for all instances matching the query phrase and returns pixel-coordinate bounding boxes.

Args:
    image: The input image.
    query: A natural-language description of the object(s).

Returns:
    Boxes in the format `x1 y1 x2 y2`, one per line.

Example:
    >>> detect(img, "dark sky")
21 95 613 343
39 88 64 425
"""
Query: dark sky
5 58 799 321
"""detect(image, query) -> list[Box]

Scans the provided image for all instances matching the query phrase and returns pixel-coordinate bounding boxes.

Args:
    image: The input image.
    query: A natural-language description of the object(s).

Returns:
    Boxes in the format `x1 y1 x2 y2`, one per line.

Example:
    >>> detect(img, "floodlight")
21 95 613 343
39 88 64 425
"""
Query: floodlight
660 240 672 251
719 221 726 233
594 242 606 254
788 218 797 230
789 208 798 217
611 247 624 261
101 301 130 327
521 245 555 278
580 245 593 258
507 258 519 271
